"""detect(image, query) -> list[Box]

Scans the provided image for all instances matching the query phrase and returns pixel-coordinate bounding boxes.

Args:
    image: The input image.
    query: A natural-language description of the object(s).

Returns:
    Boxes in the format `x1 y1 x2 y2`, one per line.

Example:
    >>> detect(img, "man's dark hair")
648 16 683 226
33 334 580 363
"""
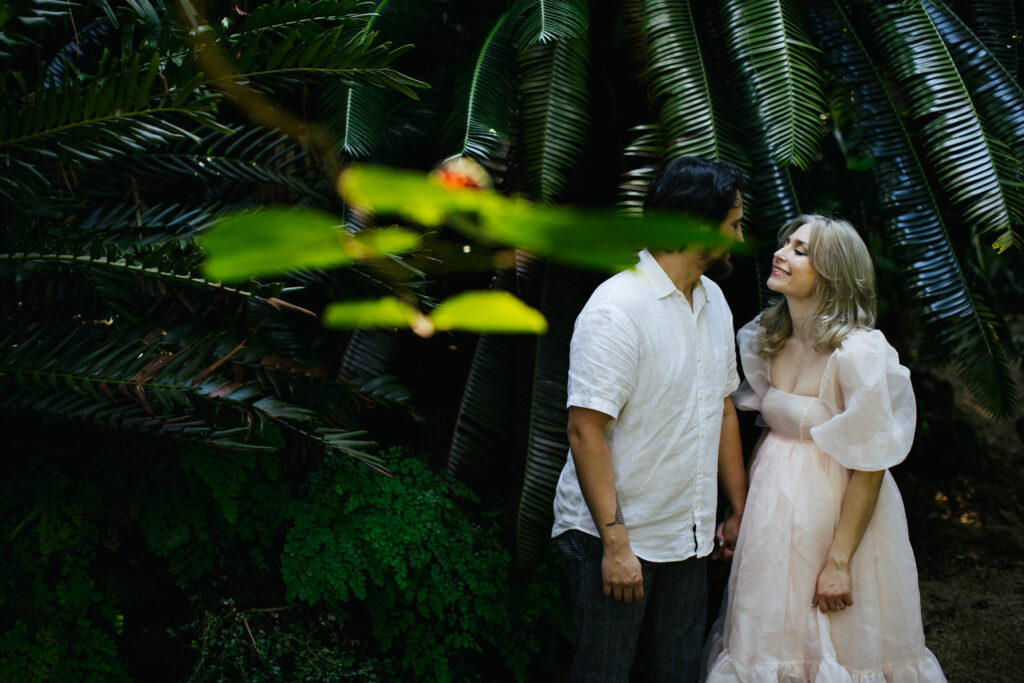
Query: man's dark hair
643 156 750 223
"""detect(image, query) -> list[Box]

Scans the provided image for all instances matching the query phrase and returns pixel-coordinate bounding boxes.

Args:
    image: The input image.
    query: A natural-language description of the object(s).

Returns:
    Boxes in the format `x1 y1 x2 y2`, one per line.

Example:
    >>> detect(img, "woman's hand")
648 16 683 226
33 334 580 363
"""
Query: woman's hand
813 561 853 613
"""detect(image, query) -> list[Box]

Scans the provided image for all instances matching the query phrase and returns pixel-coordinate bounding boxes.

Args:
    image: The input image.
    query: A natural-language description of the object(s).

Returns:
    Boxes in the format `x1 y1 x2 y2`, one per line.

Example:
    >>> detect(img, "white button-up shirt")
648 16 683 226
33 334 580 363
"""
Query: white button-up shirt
551 249 740 562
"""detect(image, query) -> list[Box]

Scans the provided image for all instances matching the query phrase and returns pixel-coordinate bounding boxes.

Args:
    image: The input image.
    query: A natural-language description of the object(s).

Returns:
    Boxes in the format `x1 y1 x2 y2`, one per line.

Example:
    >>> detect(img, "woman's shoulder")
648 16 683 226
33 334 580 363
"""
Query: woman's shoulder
833 326 896 361
827 326 909 388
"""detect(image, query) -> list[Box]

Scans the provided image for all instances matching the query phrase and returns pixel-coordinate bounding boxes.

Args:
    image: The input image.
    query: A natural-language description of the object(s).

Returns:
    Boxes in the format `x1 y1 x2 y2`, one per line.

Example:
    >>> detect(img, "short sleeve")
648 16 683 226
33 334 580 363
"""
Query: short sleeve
809 329 916 471
720 305 741 401
731 318 769 413
566 305 638 419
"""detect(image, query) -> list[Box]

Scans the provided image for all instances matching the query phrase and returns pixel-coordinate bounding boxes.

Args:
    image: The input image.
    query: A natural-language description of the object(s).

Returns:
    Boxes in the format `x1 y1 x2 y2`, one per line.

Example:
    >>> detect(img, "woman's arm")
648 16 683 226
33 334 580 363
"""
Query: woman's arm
812 469 885 612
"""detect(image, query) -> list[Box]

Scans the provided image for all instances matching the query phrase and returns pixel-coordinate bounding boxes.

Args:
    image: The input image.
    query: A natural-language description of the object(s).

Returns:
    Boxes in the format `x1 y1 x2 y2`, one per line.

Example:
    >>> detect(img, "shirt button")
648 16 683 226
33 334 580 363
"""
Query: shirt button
700 432 704 438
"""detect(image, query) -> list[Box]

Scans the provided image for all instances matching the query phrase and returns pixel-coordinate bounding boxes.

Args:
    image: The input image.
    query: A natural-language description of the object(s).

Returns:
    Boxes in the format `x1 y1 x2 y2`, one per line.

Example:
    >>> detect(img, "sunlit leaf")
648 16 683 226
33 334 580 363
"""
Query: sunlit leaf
200 208 419 281
322 297 426 330
430 291 548 334
339 165 739 271
350 226 421 256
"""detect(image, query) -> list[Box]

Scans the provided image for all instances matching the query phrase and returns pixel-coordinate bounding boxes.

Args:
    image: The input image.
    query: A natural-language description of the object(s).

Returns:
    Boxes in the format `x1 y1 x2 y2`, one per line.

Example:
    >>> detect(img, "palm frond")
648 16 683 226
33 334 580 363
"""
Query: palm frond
516 261 597 566
617 123 665 217
442 12 517 161
641 0 721 161
804 0 1017 416
719 0 827 170
236 0 375 39
0 0 79 59
0 253 306 311
518 31 590 202
951 0 1020 79
321 82 390 159
865 1 1019 241
445 264 529 505
226 7 425 99
96 126 325 201
510 0 589 47
922 0 1024 250
0 51 226 207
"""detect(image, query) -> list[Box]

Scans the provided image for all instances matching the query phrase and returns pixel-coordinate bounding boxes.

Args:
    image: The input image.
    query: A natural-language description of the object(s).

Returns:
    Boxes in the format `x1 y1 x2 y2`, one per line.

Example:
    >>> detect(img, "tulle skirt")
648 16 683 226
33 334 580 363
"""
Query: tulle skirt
702 433 946 682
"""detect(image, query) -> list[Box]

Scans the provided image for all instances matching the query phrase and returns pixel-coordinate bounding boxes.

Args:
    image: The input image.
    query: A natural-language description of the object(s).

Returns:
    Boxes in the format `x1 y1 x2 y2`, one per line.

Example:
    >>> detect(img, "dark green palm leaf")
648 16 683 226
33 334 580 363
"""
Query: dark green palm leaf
518 31 590 202
864 1 1021 242
0 0 79 59
225 22 425 98
0 51 225 202
618 123 666 217
321 82 390 159
719 0 827 170
805 0 1017 416
641 0 721 161
442 12 517 161
948 0 1020 79
510 0 589 47
515 260 596 566
922 0 1024 250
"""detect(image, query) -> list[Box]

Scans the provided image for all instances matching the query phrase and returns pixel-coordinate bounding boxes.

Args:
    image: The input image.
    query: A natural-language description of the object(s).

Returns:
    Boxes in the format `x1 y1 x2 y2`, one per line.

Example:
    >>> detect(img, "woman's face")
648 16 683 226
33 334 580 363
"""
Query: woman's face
767 222 818 299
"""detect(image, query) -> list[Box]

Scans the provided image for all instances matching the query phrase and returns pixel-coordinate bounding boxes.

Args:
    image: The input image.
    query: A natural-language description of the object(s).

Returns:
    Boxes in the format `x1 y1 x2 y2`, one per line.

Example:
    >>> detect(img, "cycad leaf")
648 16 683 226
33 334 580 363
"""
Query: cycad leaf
948 0 1020 78
865 1 1018 239
720 0 827 170
805 0 1017 416
618 124 666 218
641 0 720 161
518 31 590 202
516 260 596 565
922 0 1024 243
442 13 517 161
322 82 390 158
510 0 589 47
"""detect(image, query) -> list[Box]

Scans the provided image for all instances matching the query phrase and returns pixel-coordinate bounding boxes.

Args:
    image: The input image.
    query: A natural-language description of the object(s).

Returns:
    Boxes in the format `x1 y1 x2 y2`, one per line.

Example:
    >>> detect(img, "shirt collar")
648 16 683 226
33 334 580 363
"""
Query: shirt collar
636 249 709 309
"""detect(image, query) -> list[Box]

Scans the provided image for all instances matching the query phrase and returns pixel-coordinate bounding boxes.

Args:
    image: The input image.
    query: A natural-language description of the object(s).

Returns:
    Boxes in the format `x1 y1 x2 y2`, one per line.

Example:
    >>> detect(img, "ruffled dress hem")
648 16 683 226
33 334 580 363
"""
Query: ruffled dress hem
705 649 947 683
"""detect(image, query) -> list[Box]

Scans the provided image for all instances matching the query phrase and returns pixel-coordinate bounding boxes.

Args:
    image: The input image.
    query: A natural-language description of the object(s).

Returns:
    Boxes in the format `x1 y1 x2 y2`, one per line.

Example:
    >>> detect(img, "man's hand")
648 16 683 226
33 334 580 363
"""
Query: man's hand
602 544 644 603
711 510 741 560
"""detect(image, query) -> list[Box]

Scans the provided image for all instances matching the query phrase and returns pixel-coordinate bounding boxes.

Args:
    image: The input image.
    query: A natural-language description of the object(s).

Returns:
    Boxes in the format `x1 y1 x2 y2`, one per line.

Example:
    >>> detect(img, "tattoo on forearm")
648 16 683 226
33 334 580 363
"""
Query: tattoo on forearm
606 499 625 527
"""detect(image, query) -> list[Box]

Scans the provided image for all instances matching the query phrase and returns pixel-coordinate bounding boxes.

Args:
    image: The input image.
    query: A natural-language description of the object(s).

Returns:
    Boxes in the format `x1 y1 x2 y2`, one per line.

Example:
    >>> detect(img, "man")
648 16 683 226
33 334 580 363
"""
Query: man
552 156 750 682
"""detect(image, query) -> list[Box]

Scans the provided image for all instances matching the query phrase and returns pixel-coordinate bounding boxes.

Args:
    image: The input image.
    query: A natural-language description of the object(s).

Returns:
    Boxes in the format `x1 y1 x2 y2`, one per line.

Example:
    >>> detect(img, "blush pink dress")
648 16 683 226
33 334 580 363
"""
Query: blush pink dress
702 319 946 682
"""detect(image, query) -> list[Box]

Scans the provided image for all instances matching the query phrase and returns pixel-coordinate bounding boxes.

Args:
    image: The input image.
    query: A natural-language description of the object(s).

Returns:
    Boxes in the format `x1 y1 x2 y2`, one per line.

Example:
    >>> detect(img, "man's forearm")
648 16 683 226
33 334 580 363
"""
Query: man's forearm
570 427 629 546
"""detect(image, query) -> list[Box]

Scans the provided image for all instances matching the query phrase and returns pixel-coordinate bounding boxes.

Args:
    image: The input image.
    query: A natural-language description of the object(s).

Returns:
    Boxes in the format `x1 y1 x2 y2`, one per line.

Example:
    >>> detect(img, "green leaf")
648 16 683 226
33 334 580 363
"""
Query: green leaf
200 208 419 282
340 165 737 271
430 291 547 334
720 0 827 170
322 297 423 329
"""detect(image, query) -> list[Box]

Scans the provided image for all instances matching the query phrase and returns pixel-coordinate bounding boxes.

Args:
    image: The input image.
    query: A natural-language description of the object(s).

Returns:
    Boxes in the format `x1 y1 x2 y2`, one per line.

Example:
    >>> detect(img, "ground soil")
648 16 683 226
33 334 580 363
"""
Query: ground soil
906 324 1024 682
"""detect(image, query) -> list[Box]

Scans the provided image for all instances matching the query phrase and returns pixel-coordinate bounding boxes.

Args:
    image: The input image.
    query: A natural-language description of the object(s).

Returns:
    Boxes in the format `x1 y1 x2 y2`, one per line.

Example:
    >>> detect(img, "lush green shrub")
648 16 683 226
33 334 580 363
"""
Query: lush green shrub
0 465 129 682
283 447 567 682
1 420 569 682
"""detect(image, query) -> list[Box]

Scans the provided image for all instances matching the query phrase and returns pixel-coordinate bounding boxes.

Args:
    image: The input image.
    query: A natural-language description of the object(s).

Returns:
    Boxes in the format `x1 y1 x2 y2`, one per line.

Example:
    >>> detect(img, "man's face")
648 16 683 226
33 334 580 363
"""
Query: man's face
702 192 744 280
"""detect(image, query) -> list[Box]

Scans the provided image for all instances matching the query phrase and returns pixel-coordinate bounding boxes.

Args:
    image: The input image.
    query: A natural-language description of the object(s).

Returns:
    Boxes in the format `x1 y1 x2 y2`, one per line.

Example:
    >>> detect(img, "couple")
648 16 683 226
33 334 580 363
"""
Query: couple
551 157 946 682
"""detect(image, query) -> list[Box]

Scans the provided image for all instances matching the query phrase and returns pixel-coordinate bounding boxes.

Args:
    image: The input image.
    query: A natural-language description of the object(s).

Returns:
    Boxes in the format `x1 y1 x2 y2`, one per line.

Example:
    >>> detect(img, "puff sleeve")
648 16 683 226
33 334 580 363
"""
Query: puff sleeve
731 318 770 413
809 329 916 471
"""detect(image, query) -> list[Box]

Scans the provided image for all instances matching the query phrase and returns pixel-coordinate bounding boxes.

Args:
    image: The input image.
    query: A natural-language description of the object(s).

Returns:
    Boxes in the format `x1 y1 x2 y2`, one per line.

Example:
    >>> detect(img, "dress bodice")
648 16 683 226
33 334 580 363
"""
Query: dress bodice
760 387 833 441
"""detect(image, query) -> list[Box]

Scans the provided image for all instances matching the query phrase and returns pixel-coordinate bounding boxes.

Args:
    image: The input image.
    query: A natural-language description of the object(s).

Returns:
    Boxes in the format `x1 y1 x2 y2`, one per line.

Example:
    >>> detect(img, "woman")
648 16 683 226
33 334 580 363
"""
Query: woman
702 215 946 681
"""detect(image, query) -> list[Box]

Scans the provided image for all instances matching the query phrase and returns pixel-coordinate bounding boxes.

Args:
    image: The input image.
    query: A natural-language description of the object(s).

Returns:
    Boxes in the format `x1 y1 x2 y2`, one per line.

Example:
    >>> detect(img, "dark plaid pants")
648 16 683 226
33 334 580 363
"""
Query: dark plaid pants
556 530 707 683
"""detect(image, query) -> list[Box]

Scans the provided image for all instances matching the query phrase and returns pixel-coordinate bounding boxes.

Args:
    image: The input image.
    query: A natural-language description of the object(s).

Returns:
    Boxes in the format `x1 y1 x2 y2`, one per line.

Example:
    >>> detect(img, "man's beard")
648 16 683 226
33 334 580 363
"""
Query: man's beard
701 251 734 280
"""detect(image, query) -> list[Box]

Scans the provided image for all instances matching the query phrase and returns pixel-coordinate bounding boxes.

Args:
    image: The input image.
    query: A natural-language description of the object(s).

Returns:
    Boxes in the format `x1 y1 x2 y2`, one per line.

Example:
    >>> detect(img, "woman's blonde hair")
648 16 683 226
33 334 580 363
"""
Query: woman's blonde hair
757 214 877 359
